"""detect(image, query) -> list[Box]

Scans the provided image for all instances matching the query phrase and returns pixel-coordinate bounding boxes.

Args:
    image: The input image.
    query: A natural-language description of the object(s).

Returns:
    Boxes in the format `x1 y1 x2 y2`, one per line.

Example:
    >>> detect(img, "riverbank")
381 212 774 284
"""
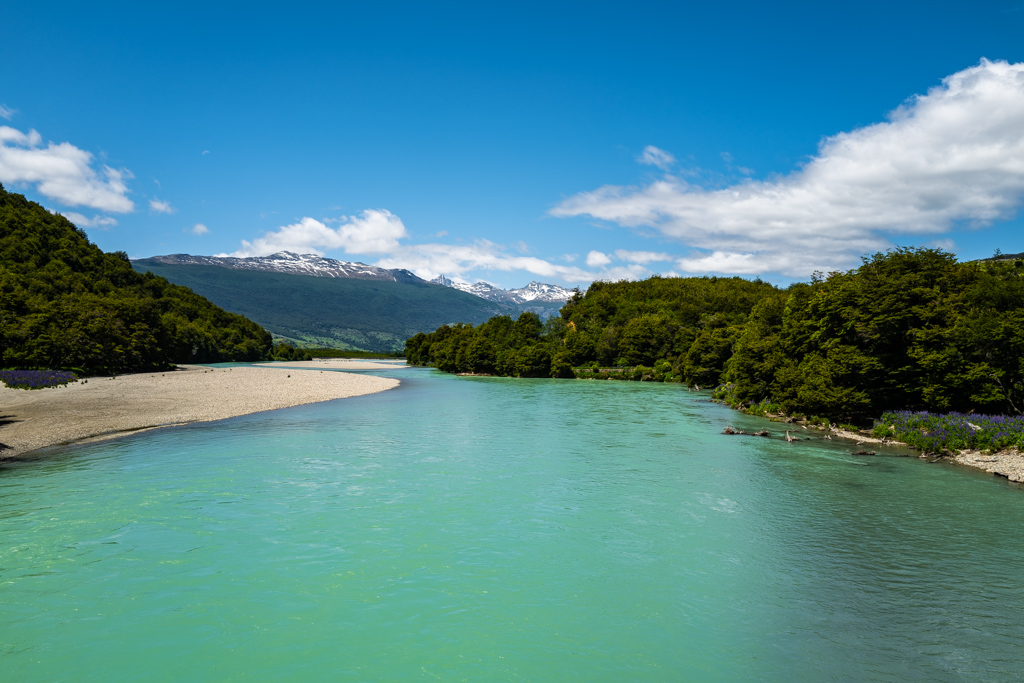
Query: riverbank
825 426 1024 483
253 358 410 371
0 364 399 460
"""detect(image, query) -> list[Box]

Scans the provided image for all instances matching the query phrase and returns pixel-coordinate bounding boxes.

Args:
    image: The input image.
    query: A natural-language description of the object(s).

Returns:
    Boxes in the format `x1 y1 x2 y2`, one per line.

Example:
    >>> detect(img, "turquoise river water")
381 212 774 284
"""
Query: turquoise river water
2 367 1024 681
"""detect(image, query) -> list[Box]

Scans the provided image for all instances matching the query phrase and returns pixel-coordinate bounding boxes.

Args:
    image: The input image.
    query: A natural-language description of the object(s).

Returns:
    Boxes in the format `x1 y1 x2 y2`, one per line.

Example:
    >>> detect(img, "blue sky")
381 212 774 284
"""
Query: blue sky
2 1 1024 288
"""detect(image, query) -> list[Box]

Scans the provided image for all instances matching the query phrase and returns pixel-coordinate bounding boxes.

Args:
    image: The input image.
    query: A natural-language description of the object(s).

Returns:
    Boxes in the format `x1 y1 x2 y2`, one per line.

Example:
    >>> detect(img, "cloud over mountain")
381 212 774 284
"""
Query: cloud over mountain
229 210 409 257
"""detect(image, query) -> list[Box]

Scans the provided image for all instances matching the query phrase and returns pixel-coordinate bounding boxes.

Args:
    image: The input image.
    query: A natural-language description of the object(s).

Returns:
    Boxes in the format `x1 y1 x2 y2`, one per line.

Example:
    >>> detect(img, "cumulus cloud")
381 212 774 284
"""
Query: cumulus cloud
62 211 118 229
553 59 1024 277
232 213 663 287
638 145 676 170
229 209 408 257
149 198 175 214
0 126 134 212
188 223 209 235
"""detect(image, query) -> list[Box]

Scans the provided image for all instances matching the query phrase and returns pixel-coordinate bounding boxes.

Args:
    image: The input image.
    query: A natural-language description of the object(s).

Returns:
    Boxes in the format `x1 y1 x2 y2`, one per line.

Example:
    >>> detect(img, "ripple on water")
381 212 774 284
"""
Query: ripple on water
1 370 1023 681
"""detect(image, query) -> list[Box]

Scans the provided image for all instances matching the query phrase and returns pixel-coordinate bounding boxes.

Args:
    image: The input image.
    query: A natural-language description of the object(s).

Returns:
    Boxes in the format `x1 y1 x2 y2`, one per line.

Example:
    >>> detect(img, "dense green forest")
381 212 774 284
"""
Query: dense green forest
0 185 272 375
406 276 779 382
406 248 1024 422
132 260 515 352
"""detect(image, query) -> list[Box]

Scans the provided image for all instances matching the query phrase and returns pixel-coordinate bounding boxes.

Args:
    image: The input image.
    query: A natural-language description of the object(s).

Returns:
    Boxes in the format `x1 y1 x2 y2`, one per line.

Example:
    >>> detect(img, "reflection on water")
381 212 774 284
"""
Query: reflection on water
2 369 1023 681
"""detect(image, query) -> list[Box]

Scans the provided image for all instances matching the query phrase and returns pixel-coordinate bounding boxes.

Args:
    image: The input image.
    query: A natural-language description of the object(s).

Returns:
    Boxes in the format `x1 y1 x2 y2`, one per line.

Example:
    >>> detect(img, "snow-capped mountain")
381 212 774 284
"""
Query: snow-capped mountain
510 281 577 303
140 252 424 283
136 252 578 306
430 276 575 304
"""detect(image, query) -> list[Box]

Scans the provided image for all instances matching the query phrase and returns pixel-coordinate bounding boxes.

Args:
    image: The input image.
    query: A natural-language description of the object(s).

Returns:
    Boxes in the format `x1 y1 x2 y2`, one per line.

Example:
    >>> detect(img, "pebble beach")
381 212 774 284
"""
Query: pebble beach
0 362 400 459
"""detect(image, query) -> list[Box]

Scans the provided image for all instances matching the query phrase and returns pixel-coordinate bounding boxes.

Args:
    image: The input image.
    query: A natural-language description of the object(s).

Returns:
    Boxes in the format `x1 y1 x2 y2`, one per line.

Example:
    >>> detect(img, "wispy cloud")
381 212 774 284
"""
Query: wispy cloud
613 249 672 264
149 198 175 214
0 105 15 121
376 241 653 285
62 211 118 229
637 145 676 171
553 59 1024 277
187 223 209 235
0 126 134 212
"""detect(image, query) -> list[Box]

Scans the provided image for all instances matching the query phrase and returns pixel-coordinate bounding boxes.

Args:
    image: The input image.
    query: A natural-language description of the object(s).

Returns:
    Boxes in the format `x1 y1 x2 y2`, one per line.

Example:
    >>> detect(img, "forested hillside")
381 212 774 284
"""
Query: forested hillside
406 276 779 382
0 185 272 374
132 260 516 352
406 248 1024 422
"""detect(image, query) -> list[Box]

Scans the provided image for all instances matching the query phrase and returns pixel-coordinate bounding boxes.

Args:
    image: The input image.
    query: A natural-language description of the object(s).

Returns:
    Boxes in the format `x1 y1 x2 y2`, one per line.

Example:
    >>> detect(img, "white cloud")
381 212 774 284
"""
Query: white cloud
0 125 134 212
232 213 663 287
586 250 611 267
613 249 672 264
188 223 209 235
0 105 14 120
229 209 408 257
149 198 175 214
553 59 1024 277
637 145 676 171
377 242 657 286
62 211 118 229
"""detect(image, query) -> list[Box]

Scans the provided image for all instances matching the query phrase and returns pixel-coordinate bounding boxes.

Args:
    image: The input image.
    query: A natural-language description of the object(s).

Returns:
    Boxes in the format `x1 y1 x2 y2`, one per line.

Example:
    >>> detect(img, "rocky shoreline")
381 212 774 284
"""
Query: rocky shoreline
808 421 1024 483
719 404 1024 484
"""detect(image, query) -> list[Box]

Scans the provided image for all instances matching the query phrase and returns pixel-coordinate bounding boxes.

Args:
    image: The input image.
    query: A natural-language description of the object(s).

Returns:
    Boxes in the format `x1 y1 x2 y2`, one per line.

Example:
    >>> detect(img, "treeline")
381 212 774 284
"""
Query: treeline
723 248 1023 422
405 276 779 382
0 185 272 375
405 248 1024 422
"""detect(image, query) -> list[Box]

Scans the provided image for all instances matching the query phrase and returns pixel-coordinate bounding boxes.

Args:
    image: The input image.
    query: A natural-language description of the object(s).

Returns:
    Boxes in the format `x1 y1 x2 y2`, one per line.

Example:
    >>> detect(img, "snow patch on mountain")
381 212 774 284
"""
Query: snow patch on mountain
430 276 575 304
141 252 423 283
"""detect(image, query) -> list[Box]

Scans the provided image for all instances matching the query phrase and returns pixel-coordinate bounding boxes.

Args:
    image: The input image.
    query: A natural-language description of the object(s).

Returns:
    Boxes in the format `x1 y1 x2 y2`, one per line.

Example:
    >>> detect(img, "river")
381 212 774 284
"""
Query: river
2 367 1023 681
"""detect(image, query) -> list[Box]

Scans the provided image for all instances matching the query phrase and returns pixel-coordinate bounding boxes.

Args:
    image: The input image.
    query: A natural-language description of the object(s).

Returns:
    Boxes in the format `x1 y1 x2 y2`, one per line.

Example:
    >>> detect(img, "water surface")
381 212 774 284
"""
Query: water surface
2 369 1023 680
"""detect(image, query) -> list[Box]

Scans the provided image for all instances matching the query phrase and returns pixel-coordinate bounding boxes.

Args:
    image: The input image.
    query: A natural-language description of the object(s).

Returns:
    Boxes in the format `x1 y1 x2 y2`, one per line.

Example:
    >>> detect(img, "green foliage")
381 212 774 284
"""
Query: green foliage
0 184 272 375
407 276 778 382
723 248 1024 421
270 343 312 361
132 259 516 352
407 247 1024 430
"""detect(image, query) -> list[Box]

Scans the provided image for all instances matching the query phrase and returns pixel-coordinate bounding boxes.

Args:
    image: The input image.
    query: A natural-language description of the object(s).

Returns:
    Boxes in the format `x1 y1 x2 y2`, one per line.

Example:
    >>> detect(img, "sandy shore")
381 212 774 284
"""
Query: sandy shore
0 364 399 459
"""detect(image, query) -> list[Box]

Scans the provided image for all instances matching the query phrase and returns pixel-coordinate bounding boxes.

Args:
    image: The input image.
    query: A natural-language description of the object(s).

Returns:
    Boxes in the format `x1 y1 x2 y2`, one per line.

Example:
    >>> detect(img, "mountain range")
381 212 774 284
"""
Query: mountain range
145 252 575 305
132 252 575 352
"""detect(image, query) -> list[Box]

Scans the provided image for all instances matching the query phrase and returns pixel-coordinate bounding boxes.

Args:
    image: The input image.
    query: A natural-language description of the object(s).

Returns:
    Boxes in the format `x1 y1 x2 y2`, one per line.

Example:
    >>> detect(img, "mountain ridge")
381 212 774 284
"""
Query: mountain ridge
143 251 423 283
142 252 577 305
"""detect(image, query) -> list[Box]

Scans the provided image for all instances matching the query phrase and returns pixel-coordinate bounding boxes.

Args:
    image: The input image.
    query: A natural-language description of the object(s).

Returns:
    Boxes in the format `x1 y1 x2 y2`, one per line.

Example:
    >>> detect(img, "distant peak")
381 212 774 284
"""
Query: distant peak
430 275 575 304
133 251 425 284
